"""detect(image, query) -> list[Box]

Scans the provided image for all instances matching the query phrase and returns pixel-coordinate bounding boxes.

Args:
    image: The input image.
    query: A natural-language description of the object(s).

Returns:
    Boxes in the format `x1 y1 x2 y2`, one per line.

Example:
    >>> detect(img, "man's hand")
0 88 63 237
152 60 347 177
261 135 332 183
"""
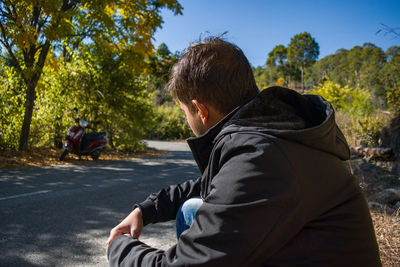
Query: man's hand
106 208 143 247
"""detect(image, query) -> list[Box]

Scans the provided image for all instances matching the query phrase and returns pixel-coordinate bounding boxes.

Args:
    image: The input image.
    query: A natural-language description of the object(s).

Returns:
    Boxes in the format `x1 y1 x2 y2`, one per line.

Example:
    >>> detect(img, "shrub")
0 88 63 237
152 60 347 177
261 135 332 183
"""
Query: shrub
387 87 400 112
352 113 390 146
148 103 192 140
276 77 284 86
336 110 390 147
310 77 390 146
310 77 374 116
0 67 25 150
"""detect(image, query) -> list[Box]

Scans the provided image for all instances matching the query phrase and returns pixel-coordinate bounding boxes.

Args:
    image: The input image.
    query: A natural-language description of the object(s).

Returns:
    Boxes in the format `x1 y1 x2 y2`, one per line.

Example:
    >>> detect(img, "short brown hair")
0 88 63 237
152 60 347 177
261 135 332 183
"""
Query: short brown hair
168 37 259 114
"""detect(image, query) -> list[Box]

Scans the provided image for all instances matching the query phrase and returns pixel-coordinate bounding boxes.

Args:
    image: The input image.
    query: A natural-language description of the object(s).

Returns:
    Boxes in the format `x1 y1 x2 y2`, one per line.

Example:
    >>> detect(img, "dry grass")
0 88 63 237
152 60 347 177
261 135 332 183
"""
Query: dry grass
0 147 167 169
371 208 400 266
0 148 61 168
335 110 392 147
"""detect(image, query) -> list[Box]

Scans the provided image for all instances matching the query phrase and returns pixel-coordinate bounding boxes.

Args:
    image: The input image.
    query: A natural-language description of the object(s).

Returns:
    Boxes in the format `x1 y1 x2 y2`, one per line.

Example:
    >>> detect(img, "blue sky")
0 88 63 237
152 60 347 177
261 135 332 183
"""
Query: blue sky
153 0 400 67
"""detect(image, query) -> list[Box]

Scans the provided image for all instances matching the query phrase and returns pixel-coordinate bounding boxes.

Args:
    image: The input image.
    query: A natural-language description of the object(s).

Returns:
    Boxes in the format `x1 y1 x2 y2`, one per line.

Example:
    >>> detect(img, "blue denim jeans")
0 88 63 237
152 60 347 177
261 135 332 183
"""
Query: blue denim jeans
175 197 203 239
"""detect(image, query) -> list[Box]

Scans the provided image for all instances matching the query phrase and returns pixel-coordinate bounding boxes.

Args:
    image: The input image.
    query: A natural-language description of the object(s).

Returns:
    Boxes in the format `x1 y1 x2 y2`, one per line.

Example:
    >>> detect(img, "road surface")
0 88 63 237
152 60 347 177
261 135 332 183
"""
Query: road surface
0 140 199 266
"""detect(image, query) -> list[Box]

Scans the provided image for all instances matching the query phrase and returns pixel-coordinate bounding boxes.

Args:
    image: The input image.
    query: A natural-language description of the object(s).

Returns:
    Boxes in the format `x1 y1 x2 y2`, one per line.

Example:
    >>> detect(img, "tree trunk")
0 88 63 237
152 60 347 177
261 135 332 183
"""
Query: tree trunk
54 115 63 148
18 41 51 151
301 65 305 91
19 81 37 151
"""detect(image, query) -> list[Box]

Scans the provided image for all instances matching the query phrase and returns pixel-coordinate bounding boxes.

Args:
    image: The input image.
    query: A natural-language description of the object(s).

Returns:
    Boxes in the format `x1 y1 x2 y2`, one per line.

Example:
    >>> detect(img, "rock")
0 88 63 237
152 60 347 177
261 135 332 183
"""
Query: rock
350 146 394 160
370 188 400 205
380 113 400 158
391 162 400 173
368 201 385 210
394 201 400 211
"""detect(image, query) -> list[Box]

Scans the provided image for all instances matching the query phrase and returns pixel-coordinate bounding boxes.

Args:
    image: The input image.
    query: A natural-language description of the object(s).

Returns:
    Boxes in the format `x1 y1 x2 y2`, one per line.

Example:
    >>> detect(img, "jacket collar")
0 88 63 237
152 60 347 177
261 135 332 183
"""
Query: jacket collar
186 105 240 174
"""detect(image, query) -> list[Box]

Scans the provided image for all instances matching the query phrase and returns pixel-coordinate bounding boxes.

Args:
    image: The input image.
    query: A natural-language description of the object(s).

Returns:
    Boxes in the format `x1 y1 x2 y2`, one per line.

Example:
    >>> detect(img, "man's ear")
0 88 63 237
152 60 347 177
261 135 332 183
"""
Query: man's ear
191 100 209 124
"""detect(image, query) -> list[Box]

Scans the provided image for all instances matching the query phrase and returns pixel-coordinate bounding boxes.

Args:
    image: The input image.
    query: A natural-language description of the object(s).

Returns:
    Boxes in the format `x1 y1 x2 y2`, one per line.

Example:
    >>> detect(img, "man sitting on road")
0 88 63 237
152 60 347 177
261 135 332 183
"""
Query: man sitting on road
106 37 381 266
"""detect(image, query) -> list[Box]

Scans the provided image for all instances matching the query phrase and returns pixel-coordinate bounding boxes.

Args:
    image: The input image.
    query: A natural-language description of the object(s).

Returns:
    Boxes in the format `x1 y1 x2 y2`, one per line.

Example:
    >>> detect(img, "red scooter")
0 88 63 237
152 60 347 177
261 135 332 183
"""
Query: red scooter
59 118 108 161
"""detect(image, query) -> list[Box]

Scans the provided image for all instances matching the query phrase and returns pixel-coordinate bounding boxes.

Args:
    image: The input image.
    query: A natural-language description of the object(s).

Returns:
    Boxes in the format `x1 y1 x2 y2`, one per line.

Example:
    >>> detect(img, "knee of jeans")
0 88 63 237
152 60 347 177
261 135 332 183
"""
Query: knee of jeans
181 197 203 215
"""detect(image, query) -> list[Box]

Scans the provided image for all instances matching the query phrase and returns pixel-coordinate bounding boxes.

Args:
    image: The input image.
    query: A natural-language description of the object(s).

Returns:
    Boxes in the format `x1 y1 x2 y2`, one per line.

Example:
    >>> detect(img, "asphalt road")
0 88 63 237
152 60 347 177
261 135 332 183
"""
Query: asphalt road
0 140 199 267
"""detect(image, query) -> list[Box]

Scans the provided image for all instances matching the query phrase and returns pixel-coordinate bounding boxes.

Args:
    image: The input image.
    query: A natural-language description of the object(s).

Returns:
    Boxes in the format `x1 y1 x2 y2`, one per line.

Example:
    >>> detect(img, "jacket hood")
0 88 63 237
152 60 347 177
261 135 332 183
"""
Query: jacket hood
188 86 350 173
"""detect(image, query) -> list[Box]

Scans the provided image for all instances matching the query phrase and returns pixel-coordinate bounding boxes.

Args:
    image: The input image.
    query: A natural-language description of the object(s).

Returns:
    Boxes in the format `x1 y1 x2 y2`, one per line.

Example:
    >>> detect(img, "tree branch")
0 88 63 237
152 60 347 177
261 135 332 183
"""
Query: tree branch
36 14 49 34
61 0 80 12
30 5 41 27
0 20 24 79
36 40 50 70
0 6 13 20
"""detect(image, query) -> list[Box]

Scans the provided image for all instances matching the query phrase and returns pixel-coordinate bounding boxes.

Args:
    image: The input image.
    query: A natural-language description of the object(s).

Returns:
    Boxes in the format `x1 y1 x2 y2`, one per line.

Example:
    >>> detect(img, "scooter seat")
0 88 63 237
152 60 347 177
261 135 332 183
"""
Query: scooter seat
81 132 107 150
85 132 107 141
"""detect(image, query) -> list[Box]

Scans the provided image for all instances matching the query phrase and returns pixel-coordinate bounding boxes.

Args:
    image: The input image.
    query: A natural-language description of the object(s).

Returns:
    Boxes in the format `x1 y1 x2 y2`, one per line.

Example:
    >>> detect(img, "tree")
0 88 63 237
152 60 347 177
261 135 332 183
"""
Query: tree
358 43 386 97
146 43 180 104
266 45 287 67
0 0 182 151
313 50 347 84
382 46 400 111
313 43 386 103
31 41 158 150
382 46 400 89
310 77 373 116
266 44 287 84
287 32 319 89
253 66 269 90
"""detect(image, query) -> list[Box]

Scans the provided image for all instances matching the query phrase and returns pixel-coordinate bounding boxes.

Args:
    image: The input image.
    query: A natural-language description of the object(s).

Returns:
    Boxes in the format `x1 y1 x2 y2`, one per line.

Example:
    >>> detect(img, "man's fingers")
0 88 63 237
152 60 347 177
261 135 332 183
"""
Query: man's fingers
106 228 128 246
106 233 117 246
106 209 143 246
130 228 142 238
106 233 121 246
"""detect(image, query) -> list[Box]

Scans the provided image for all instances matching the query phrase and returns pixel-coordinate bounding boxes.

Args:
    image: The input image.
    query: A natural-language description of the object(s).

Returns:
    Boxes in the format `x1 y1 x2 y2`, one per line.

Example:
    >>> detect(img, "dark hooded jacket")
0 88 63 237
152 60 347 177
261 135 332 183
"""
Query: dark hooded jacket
108 86 381 266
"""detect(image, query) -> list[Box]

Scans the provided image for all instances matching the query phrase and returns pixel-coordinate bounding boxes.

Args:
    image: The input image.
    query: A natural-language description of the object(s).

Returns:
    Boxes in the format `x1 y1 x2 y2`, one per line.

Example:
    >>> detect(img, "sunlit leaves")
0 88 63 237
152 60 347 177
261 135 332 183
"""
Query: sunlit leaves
0 66 25 149
310 77 373 116
387 87 400 111
0 0 182 150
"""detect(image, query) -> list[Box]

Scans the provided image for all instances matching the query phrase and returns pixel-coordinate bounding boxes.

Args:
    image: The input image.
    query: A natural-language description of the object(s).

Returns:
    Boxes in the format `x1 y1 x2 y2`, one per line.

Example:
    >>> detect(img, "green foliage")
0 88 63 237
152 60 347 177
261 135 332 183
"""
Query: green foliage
386 87 400 111
311 78 388 146
354 115 388 146
267 45 287 67
145 43 180 104
382 46 400 111
288 32 320 88
28 50 81 148
312 43 390 103
149 104 192 140
257 34 398 109
310 77 373 116
27 46 154 150
0 66 24 150
140 43 191 141
0 0 183 150
0 31 184 151
252 66 269 90
288 32 320 67
265 45 301 87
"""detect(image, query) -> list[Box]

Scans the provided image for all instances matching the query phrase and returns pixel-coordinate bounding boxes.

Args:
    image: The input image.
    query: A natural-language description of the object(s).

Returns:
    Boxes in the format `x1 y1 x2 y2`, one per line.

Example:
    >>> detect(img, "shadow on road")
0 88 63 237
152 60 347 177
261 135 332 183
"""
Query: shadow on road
0 142 199 266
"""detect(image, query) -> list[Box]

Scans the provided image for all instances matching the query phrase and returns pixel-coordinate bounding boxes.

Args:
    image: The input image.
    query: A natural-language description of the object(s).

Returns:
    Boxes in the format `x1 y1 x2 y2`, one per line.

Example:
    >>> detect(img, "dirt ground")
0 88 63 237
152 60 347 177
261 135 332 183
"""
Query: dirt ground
0 149 399 266
350 158 400 266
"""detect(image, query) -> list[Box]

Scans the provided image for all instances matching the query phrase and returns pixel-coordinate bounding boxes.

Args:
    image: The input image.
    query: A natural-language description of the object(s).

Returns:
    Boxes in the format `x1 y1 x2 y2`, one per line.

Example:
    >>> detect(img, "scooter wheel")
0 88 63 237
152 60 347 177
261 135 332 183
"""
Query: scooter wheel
59 149 68 161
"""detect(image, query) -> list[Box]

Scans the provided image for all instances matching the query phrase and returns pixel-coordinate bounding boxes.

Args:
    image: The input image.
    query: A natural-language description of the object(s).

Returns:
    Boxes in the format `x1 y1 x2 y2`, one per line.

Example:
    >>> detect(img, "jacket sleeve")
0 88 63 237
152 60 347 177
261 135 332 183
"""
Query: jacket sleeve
108 137 303 266
137 177 202 226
